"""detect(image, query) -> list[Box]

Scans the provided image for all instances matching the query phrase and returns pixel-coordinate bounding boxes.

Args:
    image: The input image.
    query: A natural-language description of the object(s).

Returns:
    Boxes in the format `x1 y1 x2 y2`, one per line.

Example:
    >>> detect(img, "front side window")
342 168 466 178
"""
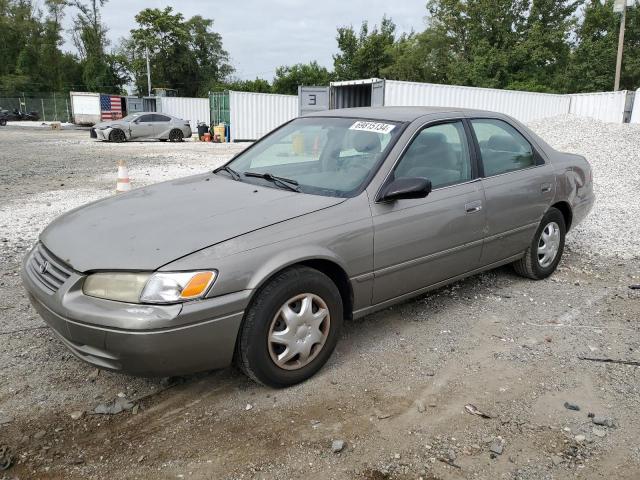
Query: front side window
471 119 535 177
137 114 153 123
394 121 472 189
152 114 171 122
224 117 403 197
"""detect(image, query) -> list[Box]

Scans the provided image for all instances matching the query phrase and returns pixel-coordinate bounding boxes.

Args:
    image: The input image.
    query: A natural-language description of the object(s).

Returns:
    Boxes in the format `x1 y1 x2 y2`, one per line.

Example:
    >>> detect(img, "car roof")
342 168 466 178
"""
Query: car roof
306 106 502 122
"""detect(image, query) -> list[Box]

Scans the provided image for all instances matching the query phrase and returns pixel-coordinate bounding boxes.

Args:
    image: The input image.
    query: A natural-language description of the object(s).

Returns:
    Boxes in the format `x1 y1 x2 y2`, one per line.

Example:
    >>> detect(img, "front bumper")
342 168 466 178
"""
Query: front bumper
21 244 250 376
93 128 109 141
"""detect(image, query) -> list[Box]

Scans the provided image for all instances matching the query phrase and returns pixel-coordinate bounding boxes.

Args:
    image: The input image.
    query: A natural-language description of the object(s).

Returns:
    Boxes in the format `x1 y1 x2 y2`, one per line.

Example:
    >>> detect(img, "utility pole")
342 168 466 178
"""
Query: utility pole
614 1 626 91
145 47 152 97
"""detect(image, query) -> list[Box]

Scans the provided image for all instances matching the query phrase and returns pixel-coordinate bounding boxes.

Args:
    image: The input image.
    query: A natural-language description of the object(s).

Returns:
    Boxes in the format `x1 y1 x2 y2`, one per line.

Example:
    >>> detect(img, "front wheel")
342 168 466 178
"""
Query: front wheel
108 129 126 143
235 267 343 387
0 119 6 127
513 207 566 280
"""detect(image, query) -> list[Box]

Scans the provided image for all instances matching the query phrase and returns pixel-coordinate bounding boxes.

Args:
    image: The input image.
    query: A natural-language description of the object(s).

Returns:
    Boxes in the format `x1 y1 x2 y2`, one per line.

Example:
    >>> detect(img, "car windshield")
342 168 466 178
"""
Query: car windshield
222 117 404 197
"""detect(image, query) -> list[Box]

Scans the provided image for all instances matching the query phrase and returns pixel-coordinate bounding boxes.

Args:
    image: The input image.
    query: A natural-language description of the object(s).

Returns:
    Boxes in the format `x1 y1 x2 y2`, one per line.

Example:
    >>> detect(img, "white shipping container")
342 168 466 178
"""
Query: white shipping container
384 80 570 123
569 91 629 123
229 91 298 141
157 96 210 131
70 91 101 125
631 89 640 124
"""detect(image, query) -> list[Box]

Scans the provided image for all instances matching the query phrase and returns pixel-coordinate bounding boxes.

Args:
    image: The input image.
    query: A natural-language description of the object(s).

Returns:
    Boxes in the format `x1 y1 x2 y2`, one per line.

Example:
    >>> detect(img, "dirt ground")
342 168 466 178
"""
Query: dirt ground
0 124 639 480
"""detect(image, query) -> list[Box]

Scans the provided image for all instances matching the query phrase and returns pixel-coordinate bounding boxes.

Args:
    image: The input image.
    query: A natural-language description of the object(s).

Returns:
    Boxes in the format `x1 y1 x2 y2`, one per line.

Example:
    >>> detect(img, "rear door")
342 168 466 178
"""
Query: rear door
131 114 155 139
151 114 172 137
298 87 330 116
370 119 486 304
469 117 556 265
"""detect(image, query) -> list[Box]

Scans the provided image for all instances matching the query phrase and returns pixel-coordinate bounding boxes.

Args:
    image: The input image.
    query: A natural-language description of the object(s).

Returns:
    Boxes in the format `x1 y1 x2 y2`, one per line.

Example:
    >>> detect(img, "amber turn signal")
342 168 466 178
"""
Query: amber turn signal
180 271 216 299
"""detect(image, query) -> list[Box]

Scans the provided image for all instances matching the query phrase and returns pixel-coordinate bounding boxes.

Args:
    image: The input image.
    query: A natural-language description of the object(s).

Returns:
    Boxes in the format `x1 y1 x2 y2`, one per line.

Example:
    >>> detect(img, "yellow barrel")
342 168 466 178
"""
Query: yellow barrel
213 124 226 143
292 133 305 155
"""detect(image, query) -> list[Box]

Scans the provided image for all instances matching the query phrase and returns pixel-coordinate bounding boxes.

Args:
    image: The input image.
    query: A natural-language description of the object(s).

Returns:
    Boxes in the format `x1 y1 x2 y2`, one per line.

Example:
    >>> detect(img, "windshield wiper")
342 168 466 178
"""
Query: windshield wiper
243 171 300 192
214 165 241 181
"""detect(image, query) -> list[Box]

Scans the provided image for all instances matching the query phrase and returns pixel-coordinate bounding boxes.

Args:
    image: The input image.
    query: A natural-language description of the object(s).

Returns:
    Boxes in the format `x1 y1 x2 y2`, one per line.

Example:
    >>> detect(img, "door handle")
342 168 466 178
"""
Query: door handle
465 201 483 214
541 183 552 193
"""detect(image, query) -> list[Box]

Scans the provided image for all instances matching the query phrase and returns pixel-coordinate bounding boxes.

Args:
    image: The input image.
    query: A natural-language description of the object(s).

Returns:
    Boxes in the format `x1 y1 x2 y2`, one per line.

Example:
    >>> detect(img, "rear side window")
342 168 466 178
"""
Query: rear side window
394 121 472 189
471 119 535 177
152 114 171 122
138 114 153 122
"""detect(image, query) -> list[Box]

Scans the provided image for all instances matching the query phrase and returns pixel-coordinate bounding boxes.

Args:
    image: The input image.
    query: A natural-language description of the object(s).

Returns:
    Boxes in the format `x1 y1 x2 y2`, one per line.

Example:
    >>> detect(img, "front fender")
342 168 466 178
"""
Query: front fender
161 194 374 308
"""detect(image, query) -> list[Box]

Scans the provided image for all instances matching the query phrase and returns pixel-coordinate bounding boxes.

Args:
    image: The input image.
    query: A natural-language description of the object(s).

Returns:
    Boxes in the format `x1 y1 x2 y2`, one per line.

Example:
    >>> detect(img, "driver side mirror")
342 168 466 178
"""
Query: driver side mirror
378 177 432 203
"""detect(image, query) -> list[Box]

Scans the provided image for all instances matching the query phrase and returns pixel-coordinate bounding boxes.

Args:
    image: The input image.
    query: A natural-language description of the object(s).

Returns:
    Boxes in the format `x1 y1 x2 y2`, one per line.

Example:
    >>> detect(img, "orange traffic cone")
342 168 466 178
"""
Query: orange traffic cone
116 160 131 193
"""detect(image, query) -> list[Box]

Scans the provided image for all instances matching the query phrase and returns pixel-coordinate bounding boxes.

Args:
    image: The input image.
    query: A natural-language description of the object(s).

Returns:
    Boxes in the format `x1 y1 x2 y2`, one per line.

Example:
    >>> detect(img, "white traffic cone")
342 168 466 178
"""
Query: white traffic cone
116 160 131 193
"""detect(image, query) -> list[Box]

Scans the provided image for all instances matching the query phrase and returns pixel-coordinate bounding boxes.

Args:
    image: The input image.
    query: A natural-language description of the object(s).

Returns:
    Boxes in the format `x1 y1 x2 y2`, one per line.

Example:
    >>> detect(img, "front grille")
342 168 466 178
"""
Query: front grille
27 244 72 294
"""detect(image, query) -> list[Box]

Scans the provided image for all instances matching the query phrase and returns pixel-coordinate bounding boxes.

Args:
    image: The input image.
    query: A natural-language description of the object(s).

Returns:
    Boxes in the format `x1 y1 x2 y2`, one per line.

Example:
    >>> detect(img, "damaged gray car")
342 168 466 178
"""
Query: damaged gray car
90 112 192 142
22 107 594 387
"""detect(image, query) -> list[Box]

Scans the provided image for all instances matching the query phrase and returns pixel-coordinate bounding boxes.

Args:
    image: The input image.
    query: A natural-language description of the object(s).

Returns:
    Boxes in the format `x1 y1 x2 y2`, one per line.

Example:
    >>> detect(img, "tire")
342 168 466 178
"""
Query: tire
169 129 184 142
108 129 126 143
0 119 6 127
513 207 566 280
236 266 344 388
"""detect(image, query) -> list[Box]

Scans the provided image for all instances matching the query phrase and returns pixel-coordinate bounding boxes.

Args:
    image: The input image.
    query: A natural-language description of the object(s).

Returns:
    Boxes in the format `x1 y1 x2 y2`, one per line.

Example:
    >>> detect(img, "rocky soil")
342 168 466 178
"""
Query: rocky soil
0 118 639 480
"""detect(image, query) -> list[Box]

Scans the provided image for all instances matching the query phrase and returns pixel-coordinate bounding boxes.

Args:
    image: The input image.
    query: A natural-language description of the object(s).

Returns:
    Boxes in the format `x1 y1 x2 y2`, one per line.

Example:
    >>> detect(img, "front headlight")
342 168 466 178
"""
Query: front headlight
83 271 217 304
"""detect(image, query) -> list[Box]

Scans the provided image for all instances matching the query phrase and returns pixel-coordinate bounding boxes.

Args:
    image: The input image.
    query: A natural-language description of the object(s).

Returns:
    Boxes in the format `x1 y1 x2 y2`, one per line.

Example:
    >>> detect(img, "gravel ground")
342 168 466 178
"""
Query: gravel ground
0 117 639 480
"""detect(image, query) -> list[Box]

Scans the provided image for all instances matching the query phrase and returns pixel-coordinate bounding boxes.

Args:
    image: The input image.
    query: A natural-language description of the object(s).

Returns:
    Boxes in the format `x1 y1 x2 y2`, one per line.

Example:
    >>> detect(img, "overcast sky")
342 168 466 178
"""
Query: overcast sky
58 0 429 80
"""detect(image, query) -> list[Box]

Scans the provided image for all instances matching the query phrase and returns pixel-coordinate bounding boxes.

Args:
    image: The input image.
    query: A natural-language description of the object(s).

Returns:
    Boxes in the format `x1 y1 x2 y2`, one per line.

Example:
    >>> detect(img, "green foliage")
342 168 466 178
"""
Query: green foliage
569 0 640 92
125 7 233 97
333 16 397 80
272 62 333 95
220 78 273 93
2 0 640 100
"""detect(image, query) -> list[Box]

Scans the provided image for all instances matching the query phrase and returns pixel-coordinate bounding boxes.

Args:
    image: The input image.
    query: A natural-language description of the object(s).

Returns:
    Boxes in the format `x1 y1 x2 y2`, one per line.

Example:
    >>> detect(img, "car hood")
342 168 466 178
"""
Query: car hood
40 174 345 272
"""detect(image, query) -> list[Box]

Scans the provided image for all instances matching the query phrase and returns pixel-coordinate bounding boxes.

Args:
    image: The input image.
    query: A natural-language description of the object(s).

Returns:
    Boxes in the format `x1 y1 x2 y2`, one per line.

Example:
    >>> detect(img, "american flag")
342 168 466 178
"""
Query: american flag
100 95 123 121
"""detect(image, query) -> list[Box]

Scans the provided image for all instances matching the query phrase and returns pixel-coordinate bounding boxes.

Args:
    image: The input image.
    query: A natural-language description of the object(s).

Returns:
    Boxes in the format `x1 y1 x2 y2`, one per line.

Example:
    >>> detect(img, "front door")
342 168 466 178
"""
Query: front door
370 120 486 305
469 118 556 264
131 114 155 139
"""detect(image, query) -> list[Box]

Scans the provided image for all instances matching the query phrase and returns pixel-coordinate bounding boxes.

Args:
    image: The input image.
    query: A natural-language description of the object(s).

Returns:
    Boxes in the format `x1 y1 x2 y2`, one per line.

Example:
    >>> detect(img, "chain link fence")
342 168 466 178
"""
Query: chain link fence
0 93 72 122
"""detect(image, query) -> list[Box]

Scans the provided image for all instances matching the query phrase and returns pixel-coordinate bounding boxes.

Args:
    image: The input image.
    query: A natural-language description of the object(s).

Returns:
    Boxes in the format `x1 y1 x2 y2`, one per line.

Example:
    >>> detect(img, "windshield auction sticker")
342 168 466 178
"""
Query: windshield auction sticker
349 121 396 134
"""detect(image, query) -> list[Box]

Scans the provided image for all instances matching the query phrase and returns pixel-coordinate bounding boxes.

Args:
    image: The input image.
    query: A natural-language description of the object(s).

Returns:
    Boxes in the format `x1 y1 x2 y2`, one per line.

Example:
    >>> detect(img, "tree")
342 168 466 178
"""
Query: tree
125 7 233 97
510 0 582 93
568 0 640 92
425 0 530 89
333 16 397 80
220 77 272 93
272 61 332 94
381 30 452 84
71 0 128 93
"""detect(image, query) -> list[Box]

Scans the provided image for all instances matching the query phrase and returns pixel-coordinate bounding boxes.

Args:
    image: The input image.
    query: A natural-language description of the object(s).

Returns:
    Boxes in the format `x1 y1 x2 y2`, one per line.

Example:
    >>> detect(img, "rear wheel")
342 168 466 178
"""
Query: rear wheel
513 207 566 280
235 267 343 387
0 119 6 127
108 129 126 143
169 129 184 142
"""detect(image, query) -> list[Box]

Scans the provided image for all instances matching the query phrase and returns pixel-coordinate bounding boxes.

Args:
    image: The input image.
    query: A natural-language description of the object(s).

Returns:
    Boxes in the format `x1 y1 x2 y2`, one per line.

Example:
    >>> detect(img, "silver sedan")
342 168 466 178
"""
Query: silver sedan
91 112 192 142
23 107 594 387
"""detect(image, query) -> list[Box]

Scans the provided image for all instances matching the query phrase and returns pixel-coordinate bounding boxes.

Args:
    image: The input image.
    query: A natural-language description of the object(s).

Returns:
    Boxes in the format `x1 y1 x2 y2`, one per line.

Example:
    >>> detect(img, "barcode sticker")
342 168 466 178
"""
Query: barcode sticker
349 121 395 134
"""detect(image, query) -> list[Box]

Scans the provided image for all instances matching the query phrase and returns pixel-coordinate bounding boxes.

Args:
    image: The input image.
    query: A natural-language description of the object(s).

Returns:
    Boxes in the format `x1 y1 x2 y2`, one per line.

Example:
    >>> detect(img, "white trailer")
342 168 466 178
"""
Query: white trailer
70 92 101 125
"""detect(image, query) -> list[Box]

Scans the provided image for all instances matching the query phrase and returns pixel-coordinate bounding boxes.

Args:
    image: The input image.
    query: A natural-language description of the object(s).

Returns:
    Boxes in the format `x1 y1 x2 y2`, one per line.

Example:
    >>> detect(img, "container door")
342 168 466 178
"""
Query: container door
371 79 385 107
299 86 330 116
